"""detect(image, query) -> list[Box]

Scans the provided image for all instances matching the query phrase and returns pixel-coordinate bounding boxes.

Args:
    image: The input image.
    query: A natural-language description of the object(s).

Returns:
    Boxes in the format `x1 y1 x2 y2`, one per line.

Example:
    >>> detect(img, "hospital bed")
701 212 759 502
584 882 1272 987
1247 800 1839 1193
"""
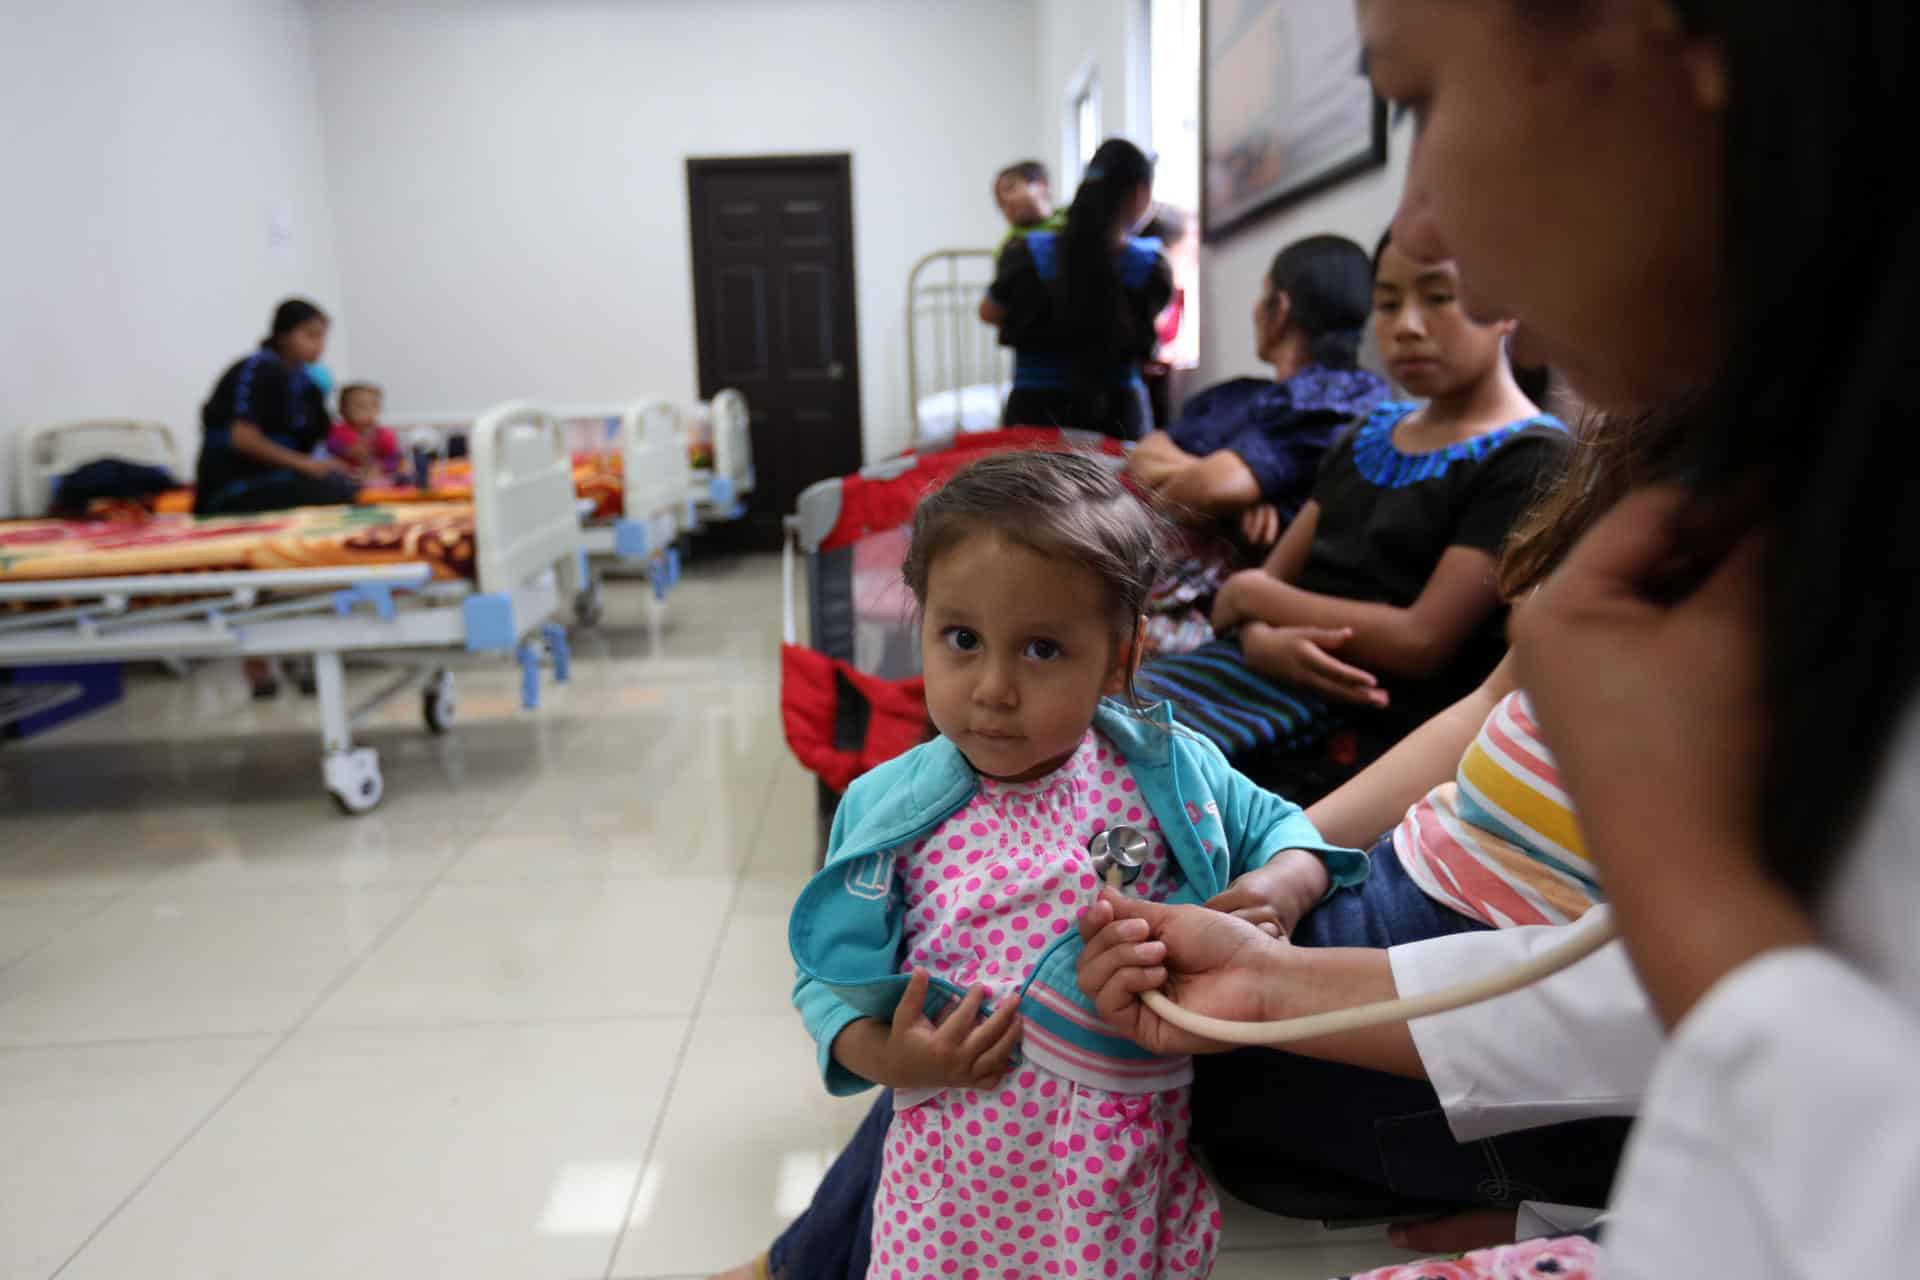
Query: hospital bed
690 388 756 521
906 248 1010 450
13 417 188 516
0 402 583 814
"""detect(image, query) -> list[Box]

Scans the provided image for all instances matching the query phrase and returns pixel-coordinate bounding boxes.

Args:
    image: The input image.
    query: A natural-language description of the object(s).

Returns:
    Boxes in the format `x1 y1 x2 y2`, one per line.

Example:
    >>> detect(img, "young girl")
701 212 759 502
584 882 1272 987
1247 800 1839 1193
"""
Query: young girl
327 382 404 482
1140 233 1569 767
982 139 1173 440
787 450 1366 1278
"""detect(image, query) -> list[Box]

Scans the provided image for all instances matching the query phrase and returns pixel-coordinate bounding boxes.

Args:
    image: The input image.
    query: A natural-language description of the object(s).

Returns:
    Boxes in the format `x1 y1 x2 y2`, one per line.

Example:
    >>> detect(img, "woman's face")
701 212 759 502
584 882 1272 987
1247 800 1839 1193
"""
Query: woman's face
283 317 329 365
1371 244 1510 400
1361 0 1729 412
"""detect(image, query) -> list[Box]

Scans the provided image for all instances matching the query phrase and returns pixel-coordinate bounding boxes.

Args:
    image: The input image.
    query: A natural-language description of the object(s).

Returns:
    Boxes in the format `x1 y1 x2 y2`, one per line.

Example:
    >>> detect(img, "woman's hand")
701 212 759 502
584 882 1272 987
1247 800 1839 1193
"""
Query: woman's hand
1240 622 1389 708
1076 891 1287 1056
1240 503 1283 547
1511 488 1816 1025
1209 570 1260 633
1206 849 1331 937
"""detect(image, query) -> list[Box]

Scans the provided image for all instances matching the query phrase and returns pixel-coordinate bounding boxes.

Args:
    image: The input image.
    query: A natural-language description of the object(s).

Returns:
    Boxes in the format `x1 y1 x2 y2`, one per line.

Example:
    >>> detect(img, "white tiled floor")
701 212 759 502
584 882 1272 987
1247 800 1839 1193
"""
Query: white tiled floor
0 553 1414 1280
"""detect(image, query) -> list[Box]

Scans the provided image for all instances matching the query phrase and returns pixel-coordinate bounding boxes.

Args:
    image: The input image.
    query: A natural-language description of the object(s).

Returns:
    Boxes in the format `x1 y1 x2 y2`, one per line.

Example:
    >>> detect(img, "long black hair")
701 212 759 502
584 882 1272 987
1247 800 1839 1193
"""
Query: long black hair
263 297 327 350
1059 138 1156 423
1266 235 1373 369
1528 0 1920 901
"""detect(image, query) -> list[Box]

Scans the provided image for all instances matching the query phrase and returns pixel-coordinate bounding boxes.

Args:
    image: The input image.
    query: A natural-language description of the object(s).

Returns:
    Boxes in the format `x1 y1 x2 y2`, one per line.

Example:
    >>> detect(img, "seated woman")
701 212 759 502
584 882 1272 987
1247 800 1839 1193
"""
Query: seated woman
1128 234 1390 545
194 297 358 697
1135 233 1569 778
981 138 1172 441
194 298 356 517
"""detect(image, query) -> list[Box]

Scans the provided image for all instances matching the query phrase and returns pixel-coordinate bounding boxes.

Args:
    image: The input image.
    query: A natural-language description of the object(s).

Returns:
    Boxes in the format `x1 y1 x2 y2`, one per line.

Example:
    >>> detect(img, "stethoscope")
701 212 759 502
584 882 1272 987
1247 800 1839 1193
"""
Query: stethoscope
1088 825 1618 1046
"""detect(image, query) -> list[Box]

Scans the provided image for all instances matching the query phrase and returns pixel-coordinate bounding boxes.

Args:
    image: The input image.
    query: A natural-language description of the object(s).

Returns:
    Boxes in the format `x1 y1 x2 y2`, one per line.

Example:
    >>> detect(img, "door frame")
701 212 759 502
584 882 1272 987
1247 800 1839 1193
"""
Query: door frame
684 152 864 474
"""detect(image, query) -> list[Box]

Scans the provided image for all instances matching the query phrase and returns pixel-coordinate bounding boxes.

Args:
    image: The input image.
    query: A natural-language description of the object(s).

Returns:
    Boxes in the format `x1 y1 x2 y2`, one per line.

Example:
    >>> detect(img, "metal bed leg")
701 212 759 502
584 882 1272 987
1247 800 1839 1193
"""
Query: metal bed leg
543 622 571 684
314 649 384 815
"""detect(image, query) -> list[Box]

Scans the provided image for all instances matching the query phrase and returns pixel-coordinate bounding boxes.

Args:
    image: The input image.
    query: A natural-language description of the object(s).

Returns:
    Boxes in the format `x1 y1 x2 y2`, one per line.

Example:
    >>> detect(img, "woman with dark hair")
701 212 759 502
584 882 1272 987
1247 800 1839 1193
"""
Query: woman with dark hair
195 297 358 696
1128 233 1391 545
981 138 1172 440
194 297 356 517
1080 0 1920 1272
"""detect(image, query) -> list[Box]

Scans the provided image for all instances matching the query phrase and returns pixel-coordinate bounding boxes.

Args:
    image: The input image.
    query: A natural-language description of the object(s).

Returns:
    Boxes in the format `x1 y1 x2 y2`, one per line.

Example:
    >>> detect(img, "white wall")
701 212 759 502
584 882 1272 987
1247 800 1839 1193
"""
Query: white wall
1034 0 1149 183
307 0 1041 461
1195 116 1413 387
0 0 347 515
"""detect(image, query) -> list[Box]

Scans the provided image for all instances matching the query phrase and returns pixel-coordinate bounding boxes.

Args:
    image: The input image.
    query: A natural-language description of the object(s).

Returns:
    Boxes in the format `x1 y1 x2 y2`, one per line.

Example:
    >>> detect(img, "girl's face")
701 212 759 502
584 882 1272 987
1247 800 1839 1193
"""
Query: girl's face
1370 244 1511 400
283 317 329 366
919 532 1133 783
1361 0 1729 411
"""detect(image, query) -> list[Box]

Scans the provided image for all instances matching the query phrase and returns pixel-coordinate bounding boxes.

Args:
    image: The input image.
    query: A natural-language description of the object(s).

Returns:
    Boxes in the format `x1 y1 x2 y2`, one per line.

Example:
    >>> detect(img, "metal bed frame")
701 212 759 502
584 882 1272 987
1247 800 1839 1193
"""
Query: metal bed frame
0 402 584 814
905 248 1009 450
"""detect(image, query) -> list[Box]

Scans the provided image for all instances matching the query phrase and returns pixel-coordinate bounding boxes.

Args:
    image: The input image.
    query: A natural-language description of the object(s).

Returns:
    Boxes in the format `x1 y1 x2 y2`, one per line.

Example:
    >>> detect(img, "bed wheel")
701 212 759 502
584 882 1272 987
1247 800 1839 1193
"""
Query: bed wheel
325 747 385 815
574 582 604 628
422 668 456 734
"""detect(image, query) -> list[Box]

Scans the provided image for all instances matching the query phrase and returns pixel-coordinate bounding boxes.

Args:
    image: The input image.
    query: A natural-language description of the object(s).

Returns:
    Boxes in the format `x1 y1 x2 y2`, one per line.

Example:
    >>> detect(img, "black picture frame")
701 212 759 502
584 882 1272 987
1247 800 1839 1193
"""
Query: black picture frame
1200 0 1389 244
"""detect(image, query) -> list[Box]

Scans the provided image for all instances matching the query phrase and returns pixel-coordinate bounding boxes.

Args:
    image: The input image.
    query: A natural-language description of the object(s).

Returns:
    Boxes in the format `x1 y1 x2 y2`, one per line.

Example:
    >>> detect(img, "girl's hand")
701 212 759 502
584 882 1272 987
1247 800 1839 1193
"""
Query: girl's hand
1241 622 1389 708
1205 849 1331 937
1240 503 1283 547
1511 488 1815 1024
1076 891 1284 1056
873 969 1022 1090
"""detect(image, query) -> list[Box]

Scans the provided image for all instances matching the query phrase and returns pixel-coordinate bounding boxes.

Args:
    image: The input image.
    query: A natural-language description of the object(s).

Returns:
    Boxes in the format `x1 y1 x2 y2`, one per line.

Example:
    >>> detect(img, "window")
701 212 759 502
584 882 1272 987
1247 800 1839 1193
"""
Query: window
1065 62 1101 187
1145 0 1202 367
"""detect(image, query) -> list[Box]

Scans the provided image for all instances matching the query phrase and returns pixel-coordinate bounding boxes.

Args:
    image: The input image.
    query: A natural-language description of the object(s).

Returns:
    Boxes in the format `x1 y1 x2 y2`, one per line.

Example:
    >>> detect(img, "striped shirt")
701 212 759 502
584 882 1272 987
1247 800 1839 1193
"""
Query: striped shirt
1393 691 1602 927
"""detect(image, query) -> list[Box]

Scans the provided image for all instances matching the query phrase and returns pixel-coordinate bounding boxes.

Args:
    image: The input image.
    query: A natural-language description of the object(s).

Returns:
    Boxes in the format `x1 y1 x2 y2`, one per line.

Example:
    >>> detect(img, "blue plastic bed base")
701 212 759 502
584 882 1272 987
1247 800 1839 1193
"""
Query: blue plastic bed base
652 547 682 601
710 475 736 508
332 581 398 621
614 518 651 560
516 642 541 710
463 592 517 652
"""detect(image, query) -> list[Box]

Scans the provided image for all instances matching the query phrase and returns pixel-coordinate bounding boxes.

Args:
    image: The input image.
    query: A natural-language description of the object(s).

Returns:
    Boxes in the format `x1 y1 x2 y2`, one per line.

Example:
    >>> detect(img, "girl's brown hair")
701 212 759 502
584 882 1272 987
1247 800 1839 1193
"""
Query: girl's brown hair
902 449 1164 693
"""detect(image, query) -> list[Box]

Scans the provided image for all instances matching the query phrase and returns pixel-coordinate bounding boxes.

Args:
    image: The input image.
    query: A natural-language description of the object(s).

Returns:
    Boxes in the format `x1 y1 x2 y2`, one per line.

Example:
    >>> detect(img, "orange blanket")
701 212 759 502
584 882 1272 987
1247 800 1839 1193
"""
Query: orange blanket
0 503 478 583
147 452 627 521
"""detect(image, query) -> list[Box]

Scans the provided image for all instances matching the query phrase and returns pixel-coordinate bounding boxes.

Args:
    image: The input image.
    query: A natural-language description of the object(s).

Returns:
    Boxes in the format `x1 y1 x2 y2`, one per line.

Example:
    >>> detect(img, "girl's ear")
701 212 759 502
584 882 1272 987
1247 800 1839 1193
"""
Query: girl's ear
1103 617 1148 696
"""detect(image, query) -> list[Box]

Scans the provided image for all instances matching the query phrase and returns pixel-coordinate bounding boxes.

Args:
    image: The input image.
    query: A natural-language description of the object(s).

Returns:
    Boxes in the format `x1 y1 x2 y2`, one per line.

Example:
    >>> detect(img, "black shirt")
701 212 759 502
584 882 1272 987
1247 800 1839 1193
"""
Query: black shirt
988 231 1173 383
1298 401 1571 733
195 348 329 508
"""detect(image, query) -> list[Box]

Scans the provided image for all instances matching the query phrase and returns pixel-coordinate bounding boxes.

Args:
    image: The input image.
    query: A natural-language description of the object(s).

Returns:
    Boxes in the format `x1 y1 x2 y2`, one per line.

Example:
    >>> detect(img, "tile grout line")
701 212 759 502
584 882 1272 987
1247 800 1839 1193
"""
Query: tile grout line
44 803 494 1279
599 761 785 1280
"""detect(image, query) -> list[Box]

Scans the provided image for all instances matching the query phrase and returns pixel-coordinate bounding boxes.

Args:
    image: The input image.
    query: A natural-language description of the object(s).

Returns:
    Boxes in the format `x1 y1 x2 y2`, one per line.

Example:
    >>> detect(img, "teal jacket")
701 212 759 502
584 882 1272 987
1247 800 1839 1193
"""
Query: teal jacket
789 700 1367 1096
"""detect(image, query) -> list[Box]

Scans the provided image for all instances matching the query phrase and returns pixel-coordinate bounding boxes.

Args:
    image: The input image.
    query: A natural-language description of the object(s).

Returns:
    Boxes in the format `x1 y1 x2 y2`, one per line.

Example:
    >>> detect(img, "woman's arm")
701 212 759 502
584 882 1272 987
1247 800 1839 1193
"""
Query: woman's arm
978 296 1007 326
230 420 337 478
1307 656 1518 848
1219 545 1503 679
1157 450 1262 516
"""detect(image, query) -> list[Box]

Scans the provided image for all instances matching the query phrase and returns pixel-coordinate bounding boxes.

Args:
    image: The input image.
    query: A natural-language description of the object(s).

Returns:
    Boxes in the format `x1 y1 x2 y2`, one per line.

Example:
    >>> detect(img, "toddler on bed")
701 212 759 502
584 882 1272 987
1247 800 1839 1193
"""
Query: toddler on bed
788 451 1365 1278
327 382 403 482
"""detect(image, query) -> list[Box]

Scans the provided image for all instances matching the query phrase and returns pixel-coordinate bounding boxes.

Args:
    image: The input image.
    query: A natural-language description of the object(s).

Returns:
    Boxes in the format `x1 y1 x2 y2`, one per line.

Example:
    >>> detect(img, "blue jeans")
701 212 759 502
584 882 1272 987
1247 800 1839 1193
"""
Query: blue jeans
768 841 1627 1277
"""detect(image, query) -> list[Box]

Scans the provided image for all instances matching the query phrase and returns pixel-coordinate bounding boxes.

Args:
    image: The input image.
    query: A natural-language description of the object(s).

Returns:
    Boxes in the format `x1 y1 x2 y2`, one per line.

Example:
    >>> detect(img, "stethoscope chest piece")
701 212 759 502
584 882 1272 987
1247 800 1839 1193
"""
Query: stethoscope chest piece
1089 824 1150 886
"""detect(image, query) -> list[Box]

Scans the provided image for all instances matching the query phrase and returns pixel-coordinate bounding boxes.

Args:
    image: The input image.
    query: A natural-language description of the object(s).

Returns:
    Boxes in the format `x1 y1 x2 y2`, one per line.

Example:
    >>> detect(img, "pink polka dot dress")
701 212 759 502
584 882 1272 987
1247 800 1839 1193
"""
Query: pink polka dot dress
871 732 1222 1279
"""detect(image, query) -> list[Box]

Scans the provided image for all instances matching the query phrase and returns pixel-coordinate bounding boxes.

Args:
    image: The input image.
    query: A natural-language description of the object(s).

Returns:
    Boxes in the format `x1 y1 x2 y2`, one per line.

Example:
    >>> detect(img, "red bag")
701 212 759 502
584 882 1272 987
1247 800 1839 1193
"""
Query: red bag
779 643 931 793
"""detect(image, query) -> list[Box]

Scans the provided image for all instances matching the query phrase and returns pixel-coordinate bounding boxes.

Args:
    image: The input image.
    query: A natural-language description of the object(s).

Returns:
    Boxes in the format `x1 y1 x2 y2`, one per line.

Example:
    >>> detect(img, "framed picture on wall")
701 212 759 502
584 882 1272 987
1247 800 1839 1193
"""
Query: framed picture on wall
1201 0 1387 242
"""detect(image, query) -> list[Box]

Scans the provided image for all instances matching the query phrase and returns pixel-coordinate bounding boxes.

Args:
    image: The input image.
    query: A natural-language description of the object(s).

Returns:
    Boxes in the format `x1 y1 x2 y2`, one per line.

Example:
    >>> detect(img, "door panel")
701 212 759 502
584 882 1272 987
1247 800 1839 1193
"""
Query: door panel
688 154 863 548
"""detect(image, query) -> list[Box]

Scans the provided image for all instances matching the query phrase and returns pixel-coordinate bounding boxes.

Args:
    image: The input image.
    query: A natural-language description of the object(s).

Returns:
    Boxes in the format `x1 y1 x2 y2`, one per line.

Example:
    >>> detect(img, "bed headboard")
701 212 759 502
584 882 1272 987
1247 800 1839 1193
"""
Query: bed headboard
467 400 583 597
618 399 694 525
906 249 1010 450
707 388 753 495
14 418 186 516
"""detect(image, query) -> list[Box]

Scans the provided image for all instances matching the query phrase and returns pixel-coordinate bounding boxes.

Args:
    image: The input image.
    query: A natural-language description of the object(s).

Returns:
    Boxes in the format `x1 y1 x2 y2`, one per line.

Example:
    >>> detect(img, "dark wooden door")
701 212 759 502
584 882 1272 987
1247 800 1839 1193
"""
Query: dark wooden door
688 153 863 549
